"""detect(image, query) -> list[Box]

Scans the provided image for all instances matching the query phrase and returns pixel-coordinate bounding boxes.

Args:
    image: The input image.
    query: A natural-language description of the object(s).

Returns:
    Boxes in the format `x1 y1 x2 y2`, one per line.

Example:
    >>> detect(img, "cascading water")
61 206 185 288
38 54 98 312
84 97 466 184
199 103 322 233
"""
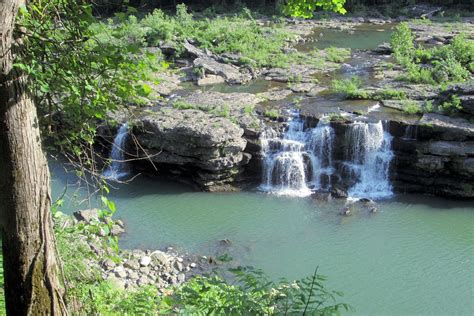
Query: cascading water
345 121 394 199
260 113 335 196
103 123 130 180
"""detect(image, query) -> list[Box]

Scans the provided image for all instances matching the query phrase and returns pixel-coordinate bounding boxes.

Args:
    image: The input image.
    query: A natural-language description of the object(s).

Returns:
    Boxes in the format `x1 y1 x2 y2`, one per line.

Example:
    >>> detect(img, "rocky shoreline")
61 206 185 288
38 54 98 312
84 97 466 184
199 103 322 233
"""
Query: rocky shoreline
59 209 213 292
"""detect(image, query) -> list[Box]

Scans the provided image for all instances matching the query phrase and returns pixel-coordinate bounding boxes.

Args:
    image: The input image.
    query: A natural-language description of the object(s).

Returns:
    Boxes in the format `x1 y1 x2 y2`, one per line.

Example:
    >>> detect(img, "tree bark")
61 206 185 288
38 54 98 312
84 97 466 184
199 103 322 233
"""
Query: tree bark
0 0 67 315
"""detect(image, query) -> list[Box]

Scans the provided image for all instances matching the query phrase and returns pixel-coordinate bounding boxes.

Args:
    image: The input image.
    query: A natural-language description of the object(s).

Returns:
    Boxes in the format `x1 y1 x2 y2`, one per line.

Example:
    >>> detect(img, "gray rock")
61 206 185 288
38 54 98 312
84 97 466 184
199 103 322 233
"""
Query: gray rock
124 259 140 270
137 276 150 286
258 89 293 101
114 266 127 279
128 271 139 280
73 209 100 223
107 275 126 290
174 261 184 272
373 42 392 55
197 74 225 86
140 256 152 267
139 267 151 275
194 57 252 84
111 224 125 236
102 258 116 270
306 86 327 97
290 83 317 93
152 251 170 266
177 273 186 283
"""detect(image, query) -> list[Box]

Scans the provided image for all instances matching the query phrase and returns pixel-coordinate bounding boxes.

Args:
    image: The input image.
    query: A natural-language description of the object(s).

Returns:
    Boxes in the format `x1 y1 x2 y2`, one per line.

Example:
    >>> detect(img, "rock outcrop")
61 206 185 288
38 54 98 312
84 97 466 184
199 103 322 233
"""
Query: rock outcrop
131 108 249 191
390 114 474 198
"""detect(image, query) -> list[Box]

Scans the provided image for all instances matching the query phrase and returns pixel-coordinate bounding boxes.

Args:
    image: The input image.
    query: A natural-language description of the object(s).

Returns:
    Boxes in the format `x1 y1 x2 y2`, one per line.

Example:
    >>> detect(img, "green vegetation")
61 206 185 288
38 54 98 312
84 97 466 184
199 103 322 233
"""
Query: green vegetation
284 0 347 17
373 89 407 100
391 23 474 86
439 95 462 114
332 76 369 99
326 47 351 63
402 100 423 114
16 1 164 172
265 109 280 119
135 4 294 68
243 104 256 114
0 247 3 313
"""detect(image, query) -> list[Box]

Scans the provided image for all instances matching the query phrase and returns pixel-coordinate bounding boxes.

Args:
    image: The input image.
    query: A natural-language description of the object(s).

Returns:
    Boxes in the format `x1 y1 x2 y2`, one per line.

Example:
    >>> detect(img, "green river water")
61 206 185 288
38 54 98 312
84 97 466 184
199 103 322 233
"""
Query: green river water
51 164 474 316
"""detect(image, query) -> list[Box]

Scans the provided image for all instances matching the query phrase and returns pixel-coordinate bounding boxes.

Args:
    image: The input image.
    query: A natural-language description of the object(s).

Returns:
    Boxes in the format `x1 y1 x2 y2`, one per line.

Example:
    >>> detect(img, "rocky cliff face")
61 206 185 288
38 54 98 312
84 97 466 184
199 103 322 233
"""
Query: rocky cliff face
390 113 474 198
128 91 264 191
130 108 249 191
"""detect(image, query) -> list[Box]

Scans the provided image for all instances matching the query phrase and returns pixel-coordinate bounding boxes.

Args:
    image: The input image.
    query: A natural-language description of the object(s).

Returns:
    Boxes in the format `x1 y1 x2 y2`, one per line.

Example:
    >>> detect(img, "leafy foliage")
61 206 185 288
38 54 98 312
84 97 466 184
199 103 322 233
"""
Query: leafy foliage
332 76 369 99
162 267 351 315
141 4 294 67
391 23 473 86
15 0 162 173
284 0 347 18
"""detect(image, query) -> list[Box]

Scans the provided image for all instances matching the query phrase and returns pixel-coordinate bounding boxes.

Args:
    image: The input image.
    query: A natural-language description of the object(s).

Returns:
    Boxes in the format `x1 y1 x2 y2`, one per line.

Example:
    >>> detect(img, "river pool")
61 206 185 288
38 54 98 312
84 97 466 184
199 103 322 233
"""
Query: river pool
51 163 474 316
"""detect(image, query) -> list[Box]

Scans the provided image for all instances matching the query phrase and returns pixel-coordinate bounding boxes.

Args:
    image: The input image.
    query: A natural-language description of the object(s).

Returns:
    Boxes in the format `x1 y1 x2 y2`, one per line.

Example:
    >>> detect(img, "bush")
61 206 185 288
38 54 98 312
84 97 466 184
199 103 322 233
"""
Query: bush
141 5 294 67
265 109 280 119
391 23 473 86
391 22 416 66
162 267 351 315
326 47 351 63
332 76 369 99
403 100 423 114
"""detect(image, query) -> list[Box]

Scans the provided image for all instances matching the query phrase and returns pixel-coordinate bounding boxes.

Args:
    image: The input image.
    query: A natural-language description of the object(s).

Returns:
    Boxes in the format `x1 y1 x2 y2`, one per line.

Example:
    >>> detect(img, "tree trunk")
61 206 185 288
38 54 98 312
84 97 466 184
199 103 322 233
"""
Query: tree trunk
0 0 67 315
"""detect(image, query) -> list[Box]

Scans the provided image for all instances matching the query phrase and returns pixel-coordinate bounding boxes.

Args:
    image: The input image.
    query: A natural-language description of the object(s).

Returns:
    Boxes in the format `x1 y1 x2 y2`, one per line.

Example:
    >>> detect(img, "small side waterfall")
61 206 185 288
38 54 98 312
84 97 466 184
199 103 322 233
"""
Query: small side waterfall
261 113 335 196
345 121 393 199
104 123 130 180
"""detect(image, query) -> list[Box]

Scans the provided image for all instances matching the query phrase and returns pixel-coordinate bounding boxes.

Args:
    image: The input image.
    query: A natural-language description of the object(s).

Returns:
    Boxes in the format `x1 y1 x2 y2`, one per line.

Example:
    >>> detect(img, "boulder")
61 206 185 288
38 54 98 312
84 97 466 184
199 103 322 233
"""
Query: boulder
124 259 140 270
194 57 251 84
331 187 348 199
418 113 474 141
197 74 225 86
140 256 152 267
290 83 317 93
373 42 392 55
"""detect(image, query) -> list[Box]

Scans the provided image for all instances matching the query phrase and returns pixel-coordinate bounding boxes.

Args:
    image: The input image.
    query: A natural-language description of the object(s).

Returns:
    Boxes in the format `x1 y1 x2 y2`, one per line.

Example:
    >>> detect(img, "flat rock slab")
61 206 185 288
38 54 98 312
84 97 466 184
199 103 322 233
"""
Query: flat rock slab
194 57 252 85
419 113 474 141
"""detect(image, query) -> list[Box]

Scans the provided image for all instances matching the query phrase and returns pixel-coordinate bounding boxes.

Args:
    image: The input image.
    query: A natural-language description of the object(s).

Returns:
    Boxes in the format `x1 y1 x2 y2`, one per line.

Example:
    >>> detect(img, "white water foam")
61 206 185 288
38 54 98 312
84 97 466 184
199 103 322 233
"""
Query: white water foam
260 113 335 197
345 121 394 199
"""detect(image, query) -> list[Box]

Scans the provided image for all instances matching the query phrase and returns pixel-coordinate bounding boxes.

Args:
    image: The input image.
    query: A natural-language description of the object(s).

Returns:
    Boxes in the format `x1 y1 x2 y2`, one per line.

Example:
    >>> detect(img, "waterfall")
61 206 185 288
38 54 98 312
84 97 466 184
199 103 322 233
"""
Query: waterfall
103 123 130 180
403 125 418 140
260 113 334 196
345 121 393 199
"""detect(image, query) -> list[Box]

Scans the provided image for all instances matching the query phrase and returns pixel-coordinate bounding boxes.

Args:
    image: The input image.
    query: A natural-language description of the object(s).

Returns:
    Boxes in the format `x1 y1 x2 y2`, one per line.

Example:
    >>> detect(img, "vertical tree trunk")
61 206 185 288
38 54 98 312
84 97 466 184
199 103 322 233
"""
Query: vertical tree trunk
0 0 67 314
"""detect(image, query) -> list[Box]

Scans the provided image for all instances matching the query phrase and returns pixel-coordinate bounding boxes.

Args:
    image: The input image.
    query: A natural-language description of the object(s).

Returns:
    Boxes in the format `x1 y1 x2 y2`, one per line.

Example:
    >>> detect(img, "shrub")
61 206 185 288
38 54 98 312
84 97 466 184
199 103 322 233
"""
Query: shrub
326 47 351 63
243 104 255 114
162 267 352 315
332 76 369 99
391 22 415 66
440 95 462 114
403 100 423 114
265 109 280 119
